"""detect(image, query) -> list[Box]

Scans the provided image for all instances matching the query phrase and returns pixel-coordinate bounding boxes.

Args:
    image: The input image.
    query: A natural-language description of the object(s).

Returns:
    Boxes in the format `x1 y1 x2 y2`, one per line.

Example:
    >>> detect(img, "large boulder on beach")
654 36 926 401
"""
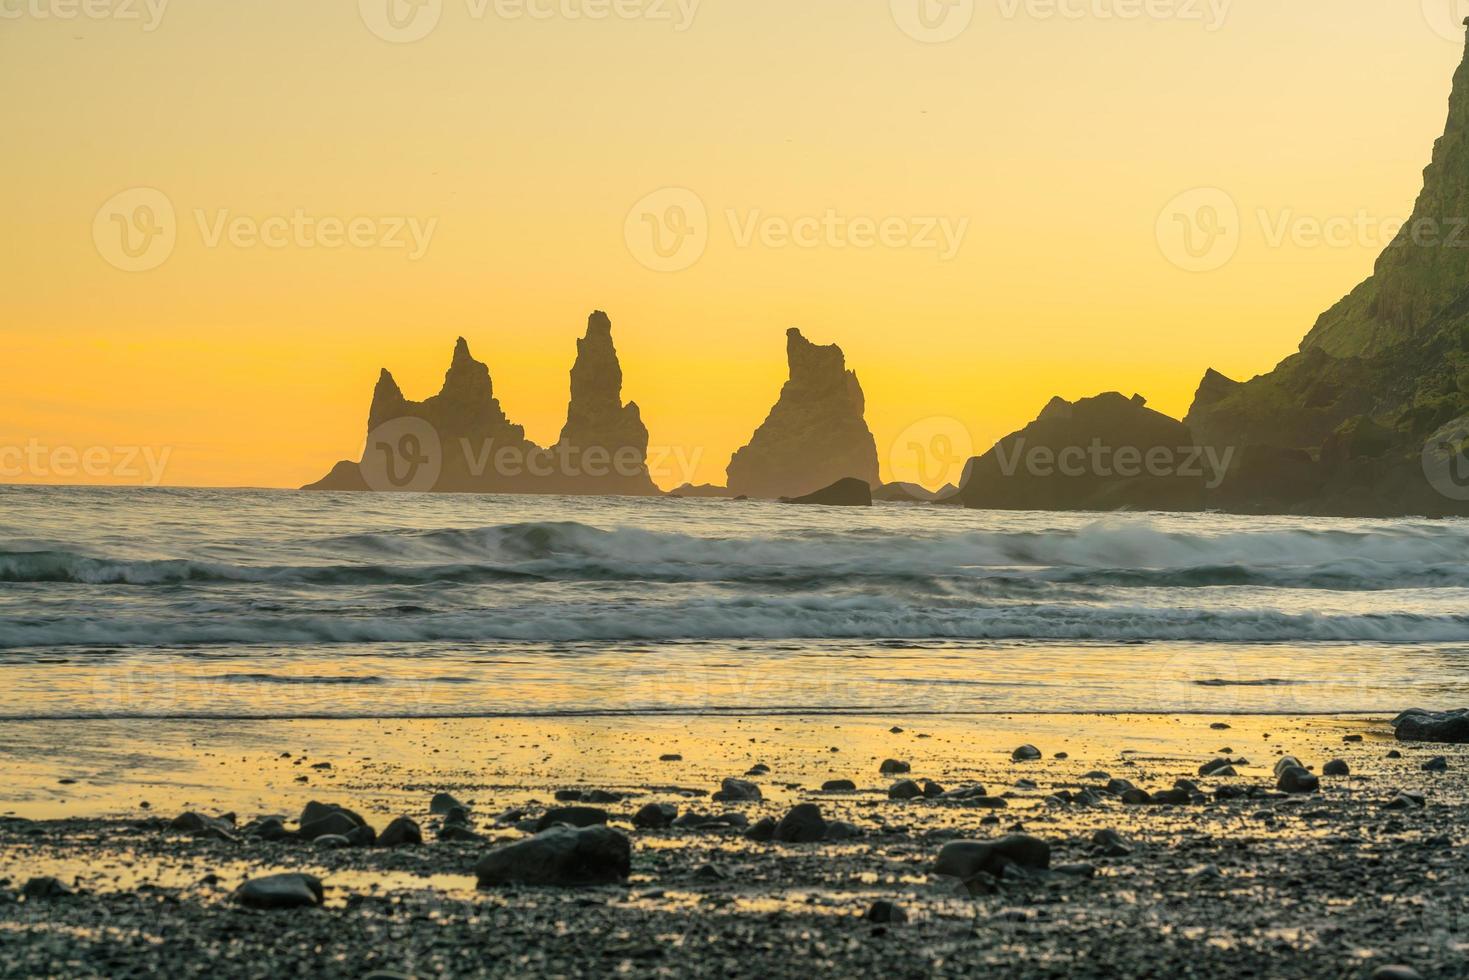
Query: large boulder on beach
1392 708 1469 743
474 825 631 887
235 873 324 910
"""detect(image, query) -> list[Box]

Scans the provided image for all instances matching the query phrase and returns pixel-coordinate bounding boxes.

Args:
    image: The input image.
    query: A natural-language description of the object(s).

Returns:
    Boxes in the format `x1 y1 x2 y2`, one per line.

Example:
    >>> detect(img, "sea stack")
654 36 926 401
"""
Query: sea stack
303 313 658 495
726 328 880 499
550 311 657 495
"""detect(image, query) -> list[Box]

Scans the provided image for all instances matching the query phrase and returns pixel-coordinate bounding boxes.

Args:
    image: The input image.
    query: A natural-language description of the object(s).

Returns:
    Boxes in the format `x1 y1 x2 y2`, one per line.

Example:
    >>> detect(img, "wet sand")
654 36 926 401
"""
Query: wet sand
1 713 1465 978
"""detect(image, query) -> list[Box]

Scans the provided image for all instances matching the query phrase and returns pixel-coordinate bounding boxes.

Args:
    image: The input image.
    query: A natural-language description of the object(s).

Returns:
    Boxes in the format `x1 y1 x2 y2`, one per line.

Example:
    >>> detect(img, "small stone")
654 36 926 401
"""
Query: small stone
824 820 861 841
743 817 777 842
888 779 923 800
1011 745 1042 761
1211 722 1232 730
1423 756 1449 772
774 803 827 843
879 759 911 775
1322 759 1350 777
429 792 466 816
1276 766 1320 794
633 803 678 830
379 817 422 847
1198 758 1235 777
1343 734 1364 743
934 834 1050 892
821 779 857 792
235 872 324 910
313 834 353 850
889 726 904 734
298 811 359 841
865 900 907 924
659 753 683 762
711 778 762 803
534 807 609 832
21 877 71 900
921 780 946 799
1370 967 1424 980
1387 750 1402 759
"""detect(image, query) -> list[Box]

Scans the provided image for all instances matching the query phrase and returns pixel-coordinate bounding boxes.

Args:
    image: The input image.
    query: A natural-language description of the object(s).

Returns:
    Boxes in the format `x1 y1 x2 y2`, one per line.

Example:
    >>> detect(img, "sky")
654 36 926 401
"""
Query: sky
3 0 1467 491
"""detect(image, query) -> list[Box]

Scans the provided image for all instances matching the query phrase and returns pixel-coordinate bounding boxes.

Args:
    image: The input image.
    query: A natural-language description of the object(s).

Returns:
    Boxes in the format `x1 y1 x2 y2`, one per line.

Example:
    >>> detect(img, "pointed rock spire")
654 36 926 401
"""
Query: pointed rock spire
726 328 880 499
554 311 656 495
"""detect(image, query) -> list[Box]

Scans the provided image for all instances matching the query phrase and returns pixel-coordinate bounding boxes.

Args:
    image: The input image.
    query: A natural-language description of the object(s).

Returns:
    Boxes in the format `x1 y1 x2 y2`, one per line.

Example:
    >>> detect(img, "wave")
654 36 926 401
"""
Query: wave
6 518 1469 591
4 598 1469 649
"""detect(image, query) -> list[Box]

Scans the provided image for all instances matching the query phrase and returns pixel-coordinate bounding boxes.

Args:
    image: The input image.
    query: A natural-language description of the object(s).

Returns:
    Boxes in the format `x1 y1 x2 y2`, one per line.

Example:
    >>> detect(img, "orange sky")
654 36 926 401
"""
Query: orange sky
2 1 1465 490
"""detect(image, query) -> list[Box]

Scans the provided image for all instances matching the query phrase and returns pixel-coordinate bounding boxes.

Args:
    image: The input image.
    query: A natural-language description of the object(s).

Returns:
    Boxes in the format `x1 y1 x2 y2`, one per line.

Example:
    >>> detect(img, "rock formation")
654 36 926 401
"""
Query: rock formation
725 329 881 499
1184 29 1469 516
959 392 1207 513
303 312 658 495
550 311 657 496
784 477 873 507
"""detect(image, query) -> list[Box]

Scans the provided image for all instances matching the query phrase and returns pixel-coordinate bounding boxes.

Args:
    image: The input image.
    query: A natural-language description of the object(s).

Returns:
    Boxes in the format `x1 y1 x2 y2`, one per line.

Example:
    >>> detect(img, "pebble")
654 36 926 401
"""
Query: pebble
429 793 466 816
1011 745 1042 762
235 873 324 910
865 900 907 924
534 807 609 832
1277 766 1320 794
1423 756 1449 772
821 779 857 792
1322 759 1350 777
1370 967 1424 980
711 778 762 803
879 759 911 775
21 877 72 900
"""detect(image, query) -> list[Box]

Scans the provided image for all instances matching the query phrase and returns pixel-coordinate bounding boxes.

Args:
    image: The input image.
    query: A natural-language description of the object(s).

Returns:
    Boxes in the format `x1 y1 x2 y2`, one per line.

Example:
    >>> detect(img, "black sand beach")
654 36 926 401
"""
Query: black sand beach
1 713 1463 978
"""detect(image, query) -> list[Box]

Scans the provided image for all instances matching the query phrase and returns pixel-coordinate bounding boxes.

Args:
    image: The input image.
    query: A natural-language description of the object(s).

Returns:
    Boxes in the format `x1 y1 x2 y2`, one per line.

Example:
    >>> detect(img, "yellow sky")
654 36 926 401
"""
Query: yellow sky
2 1 1465 490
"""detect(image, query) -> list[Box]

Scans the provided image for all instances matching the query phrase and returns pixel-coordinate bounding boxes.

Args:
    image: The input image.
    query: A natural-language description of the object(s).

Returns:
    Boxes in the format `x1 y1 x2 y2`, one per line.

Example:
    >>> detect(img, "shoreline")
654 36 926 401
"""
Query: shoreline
2 712 1465 977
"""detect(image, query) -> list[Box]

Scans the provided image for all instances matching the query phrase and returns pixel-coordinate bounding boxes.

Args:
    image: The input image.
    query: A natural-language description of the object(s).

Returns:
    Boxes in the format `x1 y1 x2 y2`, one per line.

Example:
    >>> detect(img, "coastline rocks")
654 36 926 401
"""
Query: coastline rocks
1393 708 1469 743
474 825 631 887
235 873 324 910
784 478 873 508
725 328 880 500
958 392 1206 513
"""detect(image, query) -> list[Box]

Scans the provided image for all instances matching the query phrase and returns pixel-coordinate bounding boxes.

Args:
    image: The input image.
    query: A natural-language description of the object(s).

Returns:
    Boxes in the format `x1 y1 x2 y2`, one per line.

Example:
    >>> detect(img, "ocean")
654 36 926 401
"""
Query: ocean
0 485 1466 720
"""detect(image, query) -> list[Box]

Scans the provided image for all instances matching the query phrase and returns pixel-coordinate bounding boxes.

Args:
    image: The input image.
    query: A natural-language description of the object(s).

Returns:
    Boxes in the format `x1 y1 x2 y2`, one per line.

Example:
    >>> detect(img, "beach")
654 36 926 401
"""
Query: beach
2 712 1466 978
